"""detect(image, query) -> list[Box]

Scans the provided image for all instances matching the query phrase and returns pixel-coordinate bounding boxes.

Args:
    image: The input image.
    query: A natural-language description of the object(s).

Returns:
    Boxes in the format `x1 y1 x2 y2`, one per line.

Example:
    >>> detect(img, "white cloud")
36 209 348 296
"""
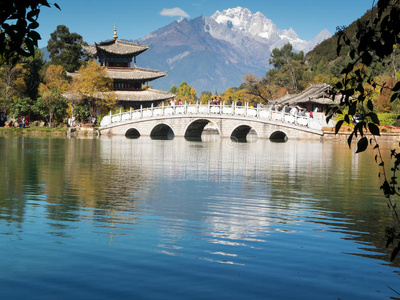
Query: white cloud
160 7 190 18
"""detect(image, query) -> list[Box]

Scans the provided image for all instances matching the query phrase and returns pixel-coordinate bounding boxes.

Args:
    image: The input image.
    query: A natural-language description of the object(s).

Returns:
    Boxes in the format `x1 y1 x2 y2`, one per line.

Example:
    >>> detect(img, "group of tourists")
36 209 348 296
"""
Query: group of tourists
169 97 245 107
66 115 97 127
210 97 222 105
0 114 29 127
169 99 183 106
19 115 30 127
271 102 316 118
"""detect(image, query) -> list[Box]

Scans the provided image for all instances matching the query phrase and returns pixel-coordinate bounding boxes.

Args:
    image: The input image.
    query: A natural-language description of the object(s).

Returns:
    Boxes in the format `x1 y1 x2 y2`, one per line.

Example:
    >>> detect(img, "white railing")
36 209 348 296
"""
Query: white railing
100 102 330 131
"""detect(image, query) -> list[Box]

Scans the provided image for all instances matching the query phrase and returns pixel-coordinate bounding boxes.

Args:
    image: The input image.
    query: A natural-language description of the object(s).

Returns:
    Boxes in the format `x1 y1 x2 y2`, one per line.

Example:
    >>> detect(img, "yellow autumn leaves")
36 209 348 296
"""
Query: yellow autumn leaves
39 60 116 121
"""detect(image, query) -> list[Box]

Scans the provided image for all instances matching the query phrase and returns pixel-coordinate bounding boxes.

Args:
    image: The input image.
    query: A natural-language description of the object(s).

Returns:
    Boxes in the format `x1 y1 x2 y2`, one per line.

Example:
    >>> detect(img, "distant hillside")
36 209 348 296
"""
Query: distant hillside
305 8 372 68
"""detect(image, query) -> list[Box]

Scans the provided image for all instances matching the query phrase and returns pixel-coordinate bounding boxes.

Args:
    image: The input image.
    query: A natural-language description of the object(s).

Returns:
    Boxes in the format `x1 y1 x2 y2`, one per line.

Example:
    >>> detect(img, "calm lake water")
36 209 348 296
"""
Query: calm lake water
1 135 400 299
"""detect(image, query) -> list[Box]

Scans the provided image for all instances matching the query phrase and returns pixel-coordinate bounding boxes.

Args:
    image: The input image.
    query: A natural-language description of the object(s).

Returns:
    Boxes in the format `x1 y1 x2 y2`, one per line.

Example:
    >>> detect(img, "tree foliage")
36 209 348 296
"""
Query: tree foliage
70 60 116 118
23 48 44 101
10 97 32 118
268 43 308 93
173 81 198 103
38 64 69 126
47 25 89 72
0 59 26 113
0 0 60 64
239 43 311 102
241 74 271 103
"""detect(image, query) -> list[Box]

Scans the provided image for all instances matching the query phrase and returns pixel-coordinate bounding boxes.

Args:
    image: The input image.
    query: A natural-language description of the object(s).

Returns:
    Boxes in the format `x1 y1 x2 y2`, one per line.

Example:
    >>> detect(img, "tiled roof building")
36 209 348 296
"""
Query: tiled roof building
275 83 341 112
82 25 174 108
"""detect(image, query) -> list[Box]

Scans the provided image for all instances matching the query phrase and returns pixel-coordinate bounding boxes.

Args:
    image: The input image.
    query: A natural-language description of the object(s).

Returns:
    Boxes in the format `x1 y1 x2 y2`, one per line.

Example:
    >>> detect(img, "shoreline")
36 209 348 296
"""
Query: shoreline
2 127 400 142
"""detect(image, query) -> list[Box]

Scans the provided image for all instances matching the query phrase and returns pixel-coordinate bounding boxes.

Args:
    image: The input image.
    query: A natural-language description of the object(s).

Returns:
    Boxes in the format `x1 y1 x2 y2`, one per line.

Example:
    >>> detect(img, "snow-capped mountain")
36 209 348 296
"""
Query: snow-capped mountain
137 7 331 92
206 7 329 52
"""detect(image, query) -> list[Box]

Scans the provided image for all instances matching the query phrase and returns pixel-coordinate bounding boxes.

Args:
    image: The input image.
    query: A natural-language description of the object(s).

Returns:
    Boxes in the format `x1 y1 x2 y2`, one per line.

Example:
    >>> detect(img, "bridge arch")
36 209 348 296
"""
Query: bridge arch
125 128 141 139
150 123 175 140
230 125 258 142
184 119 220 140
269 130 288 142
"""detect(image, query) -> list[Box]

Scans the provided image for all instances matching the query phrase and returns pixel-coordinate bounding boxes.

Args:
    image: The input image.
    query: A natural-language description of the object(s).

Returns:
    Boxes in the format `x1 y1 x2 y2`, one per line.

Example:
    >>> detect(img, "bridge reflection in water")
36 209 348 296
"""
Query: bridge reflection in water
100 102 333 142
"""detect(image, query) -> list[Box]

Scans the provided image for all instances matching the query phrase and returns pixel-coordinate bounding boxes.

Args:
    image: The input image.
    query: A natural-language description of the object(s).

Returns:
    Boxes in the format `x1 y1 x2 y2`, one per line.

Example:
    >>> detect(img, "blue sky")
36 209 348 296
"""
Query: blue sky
37 0 375 48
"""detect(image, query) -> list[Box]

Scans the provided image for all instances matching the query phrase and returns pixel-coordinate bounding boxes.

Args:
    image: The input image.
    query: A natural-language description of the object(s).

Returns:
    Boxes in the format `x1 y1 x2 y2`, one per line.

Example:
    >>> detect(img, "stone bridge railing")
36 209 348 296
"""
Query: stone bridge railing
100 102 331 131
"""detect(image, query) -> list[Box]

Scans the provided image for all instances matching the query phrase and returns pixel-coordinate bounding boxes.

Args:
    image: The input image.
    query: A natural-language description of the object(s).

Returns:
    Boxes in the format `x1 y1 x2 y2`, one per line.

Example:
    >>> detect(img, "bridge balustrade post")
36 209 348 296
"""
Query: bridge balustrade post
269 106 272 120
219 101 222 114
162 102 164 116
196 101 199 114
120 108 122 122
151 103 154 117
232 102 234 116
208 101 210 114
130 107 132 120
185 101 187 114
281 110 285 123
140 105 143 118
256 103 260 118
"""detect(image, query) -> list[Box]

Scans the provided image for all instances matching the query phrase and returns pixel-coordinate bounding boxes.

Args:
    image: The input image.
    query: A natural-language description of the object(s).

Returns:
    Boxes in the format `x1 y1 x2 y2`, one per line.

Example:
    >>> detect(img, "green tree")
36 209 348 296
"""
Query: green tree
73 104 90 123
178 81 191 96
170 85 178 94
23 48 44 101
0 1 60 64
10 97 32 118
269 43 304 70
47 25 88 72
200 91 212 103
38 64 69 126
174 81 197 103
268 43 307 93
32 95 68 125
0 60 26 113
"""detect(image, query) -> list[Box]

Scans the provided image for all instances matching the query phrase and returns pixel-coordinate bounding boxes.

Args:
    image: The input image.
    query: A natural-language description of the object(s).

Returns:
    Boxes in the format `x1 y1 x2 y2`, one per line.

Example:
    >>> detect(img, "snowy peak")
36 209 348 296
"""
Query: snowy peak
210 7 277 38
207 6 331 52
311 29 332 44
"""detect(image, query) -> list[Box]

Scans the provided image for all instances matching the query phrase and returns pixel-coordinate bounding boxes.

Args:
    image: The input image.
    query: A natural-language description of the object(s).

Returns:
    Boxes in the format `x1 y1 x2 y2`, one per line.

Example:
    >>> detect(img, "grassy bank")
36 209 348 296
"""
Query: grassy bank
0 127 69 135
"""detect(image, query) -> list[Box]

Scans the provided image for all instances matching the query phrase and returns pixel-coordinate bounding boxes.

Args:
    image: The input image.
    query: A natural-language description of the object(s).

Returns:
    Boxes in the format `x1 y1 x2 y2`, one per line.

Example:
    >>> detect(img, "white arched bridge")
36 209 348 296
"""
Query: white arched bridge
99 102 332 141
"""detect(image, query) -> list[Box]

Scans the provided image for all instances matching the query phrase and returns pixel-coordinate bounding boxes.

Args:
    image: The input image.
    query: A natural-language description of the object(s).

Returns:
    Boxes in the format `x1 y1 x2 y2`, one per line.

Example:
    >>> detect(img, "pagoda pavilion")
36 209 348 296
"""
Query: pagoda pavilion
82 25 174 109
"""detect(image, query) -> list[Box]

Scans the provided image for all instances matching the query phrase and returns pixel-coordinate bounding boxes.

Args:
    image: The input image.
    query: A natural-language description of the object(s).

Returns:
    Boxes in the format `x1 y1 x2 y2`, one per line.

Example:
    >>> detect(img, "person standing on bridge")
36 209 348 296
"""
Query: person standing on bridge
170 99 176 107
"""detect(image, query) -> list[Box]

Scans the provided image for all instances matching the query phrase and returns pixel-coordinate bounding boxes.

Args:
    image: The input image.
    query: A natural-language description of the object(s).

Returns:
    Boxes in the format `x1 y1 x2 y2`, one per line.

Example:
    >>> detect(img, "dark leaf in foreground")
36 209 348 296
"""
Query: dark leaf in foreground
391 246 400 262
368 123 380 136
355 137 368 153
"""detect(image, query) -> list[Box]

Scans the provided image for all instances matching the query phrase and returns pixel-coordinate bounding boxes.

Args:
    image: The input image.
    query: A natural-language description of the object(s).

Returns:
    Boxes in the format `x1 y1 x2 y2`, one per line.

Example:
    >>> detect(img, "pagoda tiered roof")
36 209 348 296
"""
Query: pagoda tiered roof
106 67 168 81
83 39 149 56
113 89 174 102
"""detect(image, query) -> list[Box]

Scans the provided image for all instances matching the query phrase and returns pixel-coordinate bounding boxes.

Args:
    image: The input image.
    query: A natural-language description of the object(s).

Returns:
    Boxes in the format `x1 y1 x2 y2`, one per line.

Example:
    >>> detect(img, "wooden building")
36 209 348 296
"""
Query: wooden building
275 83 341 112
82 25 174 109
